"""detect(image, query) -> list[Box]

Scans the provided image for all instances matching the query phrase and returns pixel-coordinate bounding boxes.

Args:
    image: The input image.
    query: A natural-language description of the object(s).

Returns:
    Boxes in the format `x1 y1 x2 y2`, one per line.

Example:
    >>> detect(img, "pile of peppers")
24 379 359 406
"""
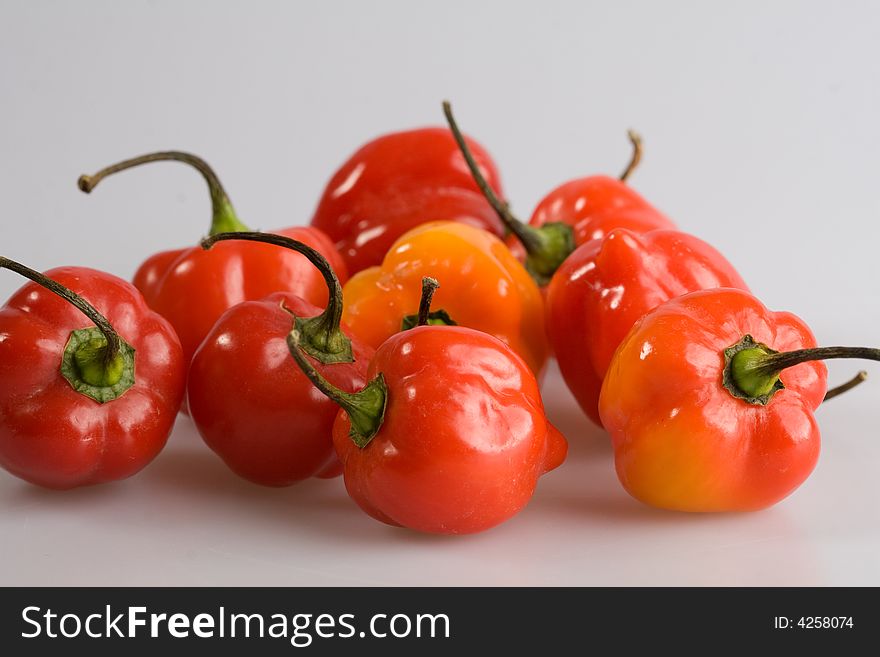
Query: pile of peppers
0 101 876 534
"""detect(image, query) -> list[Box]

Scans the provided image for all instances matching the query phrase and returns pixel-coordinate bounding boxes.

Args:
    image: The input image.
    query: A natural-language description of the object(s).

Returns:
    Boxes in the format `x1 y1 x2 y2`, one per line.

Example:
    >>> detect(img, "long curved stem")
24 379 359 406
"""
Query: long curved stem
0 257 120 363
442 101 544 254
78 151 248 235
442 101 575 285
201 231 352 363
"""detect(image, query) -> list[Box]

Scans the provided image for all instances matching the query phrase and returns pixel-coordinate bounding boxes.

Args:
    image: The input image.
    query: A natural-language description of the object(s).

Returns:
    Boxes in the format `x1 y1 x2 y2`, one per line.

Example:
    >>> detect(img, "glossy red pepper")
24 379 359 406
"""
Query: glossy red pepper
444 102 674 286
78 151 347 364
310 126 505 275
0 258 185 489
546 228 749 426
188 232 372 486
288 279 567 534
600 288 880 512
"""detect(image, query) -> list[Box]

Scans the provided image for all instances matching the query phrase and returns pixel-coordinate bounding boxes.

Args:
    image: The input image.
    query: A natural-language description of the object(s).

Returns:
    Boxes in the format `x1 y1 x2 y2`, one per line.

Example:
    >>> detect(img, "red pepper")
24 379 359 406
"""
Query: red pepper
188 232 373 486
310 127 505 275
444 102 674 286
599 287 880 511
78 151 347 364
546 228 749 426
287 278 567 534
0 258 185 488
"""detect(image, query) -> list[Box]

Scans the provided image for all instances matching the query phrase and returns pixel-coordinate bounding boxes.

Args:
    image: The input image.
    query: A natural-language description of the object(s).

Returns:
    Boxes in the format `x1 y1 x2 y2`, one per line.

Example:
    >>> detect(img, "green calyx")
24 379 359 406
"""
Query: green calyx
78 150 250 237
293 313 354 364
723 335 784 405
0 257 137 406
401 309 457 331
400 276 456 331
286 328 387 449
61 328 136 403
523 222 576 287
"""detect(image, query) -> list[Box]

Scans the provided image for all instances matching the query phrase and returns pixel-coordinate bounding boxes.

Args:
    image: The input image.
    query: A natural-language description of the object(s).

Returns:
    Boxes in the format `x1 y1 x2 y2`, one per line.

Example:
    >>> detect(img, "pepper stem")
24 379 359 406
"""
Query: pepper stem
824 371 868 402
78 151 249 235
442 101 574 286
417 277 439 326
619 130 643 182
400 276 457 331
201 231 353 364
724 334 880 405
286 323 387 448
0 257 136 402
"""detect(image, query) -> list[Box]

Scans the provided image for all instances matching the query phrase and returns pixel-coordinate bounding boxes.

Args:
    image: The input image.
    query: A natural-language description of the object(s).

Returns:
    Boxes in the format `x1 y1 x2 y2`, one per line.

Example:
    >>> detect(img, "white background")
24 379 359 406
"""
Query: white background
1 0 879 585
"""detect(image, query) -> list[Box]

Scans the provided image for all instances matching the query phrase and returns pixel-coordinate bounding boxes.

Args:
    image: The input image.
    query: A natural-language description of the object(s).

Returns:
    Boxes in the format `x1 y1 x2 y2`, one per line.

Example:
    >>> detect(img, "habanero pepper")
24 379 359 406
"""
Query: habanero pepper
0 258 185 489
599 287 880 512
78 151 347 364
287 277 567 534
341 220 549 377
444 101 674 286
188 232 373 487
310 125 506 275
546 228 749 426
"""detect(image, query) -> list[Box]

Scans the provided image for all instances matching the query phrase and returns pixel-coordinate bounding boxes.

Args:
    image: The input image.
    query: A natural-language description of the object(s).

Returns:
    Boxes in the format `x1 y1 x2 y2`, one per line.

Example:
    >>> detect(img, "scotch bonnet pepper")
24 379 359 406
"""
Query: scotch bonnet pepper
599 287 880 512
546 228 749 426
341 220 549 377
78 151 347 364
0 258 185 488
288 278 567 534
310 126 505 275
188 232 373 486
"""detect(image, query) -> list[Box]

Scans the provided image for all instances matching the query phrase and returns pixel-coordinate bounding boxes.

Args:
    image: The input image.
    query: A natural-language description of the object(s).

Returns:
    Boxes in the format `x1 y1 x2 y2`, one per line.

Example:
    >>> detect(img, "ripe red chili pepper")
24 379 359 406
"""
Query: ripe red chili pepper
0 258 185 489
310 126 506 275
444 101 675 286
599 287 880 512
546 228 749 426
78 151 347 364
287 278 567 534
188 232 373 487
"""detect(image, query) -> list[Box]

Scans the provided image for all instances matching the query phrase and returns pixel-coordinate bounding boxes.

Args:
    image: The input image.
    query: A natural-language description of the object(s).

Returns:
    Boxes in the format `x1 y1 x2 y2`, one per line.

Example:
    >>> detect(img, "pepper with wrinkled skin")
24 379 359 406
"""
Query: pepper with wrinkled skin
287 280 567 534
0 260 185 489
546 228 749 426
341 221 549 377
599 287 880 512
310 127 505 275
78 151 347 364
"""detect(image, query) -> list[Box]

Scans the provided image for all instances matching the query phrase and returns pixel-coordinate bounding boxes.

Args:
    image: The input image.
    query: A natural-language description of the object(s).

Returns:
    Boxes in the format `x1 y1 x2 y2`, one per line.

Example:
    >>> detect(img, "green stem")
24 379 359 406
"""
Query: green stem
823 371 868 402
287 325 387 448
724 335 880 405
442 101 574 286
0 257 136 402
78 151 249 235
619 130 643 182
201 231 352 364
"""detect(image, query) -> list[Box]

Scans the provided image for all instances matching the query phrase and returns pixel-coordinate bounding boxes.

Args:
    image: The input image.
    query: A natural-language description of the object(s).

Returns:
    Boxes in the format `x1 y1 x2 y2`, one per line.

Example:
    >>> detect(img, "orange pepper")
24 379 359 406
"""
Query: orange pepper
341 221 549 376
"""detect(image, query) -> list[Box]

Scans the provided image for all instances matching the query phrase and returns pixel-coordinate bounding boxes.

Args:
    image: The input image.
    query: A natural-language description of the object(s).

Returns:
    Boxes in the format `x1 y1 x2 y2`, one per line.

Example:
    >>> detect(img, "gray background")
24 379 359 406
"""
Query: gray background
1 1 879 585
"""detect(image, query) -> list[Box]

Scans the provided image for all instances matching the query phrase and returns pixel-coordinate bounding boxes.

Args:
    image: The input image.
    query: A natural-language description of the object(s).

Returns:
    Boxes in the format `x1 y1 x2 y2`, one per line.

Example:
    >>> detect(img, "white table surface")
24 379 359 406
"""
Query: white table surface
1 1 879 586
